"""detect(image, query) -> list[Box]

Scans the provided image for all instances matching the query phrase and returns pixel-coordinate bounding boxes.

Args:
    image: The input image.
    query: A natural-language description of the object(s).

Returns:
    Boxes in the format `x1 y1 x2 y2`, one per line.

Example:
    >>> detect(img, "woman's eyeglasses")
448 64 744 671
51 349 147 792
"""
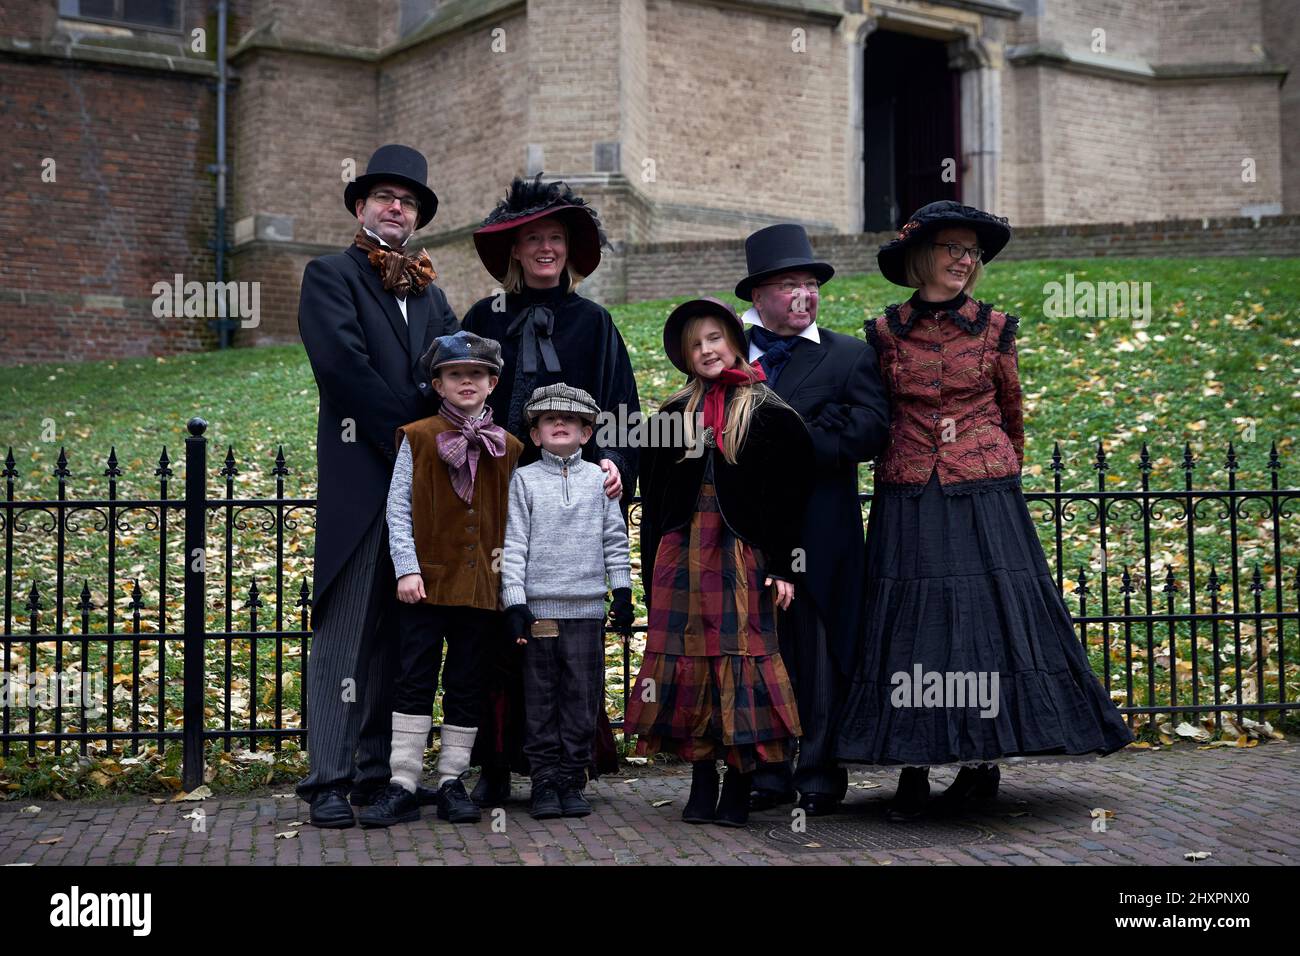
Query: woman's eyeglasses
933 242 983 262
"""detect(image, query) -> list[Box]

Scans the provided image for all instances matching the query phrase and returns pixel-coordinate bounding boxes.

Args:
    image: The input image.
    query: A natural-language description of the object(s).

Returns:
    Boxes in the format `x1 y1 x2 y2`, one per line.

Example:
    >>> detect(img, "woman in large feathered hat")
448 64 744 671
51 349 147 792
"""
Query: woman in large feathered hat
461 174 642 806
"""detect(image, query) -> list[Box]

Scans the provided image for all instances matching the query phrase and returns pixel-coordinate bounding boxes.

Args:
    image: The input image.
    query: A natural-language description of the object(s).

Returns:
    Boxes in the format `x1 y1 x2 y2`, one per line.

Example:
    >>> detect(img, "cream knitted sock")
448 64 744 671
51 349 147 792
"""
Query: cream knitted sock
437 724 478 785
389 712 432 794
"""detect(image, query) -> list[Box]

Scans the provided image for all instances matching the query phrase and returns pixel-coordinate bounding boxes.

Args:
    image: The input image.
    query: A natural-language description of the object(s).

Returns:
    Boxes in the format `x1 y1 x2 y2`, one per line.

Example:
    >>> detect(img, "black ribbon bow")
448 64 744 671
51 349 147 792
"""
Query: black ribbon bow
507 305 562 375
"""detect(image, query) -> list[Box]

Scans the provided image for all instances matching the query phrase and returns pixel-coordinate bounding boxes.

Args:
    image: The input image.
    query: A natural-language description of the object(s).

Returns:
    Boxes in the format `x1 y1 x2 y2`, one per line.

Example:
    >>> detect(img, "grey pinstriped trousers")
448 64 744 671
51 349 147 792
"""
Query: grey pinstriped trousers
295 509 399 800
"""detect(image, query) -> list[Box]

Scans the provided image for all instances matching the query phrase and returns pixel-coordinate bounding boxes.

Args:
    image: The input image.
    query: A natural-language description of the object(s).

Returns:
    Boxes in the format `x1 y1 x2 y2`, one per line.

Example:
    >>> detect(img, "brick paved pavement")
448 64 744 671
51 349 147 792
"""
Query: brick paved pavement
2 743 1295 866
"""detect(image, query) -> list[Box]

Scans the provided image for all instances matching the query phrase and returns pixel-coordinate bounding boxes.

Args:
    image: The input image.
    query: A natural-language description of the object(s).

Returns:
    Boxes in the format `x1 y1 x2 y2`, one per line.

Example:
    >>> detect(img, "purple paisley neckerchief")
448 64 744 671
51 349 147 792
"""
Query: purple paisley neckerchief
436 400 507 504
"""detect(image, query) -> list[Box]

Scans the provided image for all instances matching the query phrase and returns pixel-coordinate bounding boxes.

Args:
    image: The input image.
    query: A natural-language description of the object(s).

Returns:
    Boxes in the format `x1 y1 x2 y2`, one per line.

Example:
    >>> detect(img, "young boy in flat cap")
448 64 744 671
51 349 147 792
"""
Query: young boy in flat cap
360 330 524 828
500 383 633 819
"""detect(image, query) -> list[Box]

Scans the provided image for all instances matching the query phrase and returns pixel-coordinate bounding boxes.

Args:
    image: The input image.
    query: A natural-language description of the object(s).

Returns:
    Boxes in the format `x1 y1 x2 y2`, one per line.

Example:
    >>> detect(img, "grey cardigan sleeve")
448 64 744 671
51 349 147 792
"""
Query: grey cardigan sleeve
386 436 421 579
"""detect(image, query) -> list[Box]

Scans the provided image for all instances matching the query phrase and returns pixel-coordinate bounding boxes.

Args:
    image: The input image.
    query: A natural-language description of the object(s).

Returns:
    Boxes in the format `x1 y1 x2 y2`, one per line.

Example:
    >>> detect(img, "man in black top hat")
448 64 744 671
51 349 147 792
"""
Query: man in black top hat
737 223 890 816
295 144 459 828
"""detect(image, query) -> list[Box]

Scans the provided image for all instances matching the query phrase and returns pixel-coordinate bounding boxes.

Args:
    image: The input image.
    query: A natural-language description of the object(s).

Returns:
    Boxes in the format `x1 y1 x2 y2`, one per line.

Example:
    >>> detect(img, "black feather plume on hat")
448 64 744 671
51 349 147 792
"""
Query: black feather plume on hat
481 173 608 249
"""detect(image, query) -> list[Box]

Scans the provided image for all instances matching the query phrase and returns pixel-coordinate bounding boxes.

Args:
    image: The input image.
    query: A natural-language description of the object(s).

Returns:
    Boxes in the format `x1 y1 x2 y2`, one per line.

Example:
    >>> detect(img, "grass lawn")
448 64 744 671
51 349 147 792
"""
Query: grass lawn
1 256 1297 796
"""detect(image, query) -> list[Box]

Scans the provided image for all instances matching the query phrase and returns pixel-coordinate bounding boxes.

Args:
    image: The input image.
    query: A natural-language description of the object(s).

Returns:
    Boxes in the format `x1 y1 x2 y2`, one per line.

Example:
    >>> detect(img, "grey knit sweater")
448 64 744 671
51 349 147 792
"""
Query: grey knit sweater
500 446 632 619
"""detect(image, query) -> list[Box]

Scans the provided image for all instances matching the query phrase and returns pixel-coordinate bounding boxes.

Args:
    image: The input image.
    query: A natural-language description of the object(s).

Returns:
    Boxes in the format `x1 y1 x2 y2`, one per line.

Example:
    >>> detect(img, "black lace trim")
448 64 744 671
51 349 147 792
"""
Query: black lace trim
884 299 991 338
863 316 881 350
955 301 992 336
997 312 1020 354
884 303 912 338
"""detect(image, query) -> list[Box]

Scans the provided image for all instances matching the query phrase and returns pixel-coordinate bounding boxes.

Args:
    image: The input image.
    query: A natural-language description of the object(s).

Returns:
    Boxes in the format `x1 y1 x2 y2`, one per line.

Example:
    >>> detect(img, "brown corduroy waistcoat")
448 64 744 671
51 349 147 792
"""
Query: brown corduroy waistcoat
395 414 523 611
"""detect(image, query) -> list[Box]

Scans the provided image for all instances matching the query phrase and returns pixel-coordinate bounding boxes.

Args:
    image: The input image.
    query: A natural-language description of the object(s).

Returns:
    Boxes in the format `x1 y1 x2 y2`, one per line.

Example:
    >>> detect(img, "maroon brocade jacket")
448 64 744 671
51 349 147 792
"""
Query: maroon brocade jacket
866 292 1024 491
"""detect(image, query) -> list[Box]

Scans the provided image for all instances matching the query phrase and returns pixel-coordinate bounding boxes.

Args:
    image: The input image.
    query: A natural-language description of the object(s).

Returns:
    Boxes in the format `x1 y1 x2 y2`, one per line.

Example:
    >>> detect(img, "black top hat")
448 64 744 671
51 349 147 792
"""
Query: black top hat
344 144 440 230
663 297 748 375
876 200 1011 287
734 223 835 300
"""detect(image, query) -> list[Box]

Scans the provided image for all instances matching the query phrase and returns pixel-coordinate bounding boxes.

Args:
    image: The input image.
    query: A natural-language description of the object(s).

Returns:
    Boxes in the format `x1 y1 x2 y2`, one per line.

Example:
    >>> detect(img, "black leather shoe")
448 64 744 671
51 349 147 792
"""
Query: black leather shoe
530 783 563 820
352 784 439 807
471 768 512 808
682 760 719 824
797 792 841 817
749 787 797 812
436 778 483 823
559 787 592 818
357 783 420 829
885 766 930 823
309 786 356 829
350 786 380 808
714 768 752 828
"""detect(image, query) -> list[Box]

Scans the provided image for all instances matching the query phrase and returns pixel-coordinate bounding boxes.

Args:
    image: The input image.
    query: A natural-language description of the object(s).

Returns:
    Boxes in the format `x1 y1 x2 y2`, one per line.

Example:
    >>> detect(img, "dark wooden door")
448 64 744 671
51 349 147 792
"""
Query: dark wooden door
864 30 961 230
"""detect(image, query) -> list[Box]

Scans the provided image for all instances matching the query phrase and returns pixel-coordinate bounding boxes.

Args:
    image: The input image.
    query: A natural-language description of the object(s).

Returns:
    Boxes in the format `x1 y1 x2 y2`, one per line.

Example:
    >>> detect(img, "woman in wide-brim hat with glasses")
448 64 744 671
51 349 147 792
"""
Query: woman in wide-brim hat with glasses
833 201 1133 821
461 174 641 807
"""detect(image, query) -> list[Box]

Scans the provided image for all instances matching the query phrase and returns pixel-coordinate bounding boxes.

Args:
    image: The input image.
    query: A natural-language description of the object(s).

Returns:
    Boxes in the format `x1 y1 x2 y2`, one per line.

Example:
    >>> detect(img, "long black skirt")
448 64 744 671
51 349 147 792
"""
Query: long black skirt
833 469 1134 766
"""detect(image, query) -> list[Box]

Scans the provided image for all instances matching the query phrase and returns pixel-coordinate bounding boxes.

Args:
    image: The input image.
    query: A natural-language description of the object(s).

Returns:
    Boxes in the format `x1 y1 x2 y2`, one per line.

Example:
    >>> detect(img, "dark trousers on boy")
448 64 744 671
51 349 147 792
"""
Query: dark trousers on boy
389 601 496 793
394 602 494 721
521 618 604 788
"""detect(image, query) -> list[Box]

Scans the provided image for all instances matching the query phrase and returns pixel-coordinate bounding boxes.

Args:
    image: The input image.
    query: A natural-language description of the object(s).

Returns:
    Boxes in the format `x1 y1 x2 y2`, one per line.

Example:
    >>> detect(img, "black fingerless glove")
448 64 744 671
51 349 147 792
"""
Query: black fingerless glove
609 587 634 629
504 603 536 641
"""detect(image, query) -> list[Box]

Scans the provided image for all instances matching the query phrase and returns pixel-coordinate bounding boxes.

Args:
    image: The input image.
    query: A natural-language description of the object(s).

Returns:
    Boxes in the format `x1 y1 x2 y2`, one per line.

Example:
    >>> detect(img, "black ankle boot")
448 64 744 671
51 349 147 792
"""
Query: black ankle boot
682 760 719 824
936 764 982 808
529 782 563 820
471 767 511 807
937 763 1000 811
886 766 930 823
714 768 752 828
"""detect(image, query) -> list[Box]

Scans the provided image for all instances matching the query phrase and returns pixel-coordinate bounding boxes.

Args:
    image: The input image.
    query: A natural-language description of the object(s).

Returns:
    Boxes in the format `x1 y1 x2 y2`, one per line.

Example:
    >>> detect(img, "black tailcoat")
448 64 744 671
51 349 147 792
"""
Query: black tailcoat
747 325 890 674
297 244 458 608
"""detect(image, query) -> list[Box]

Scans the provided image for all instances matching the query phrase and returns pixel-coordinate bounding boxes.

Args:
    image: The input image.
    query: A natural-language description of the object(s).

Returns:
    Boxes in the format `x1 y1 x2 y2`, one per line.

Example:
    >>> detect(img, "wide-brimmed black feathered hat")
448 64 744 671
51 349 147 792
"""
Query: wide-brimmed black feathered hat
876 200 1011 287
473 173 607 281
343 144 439 230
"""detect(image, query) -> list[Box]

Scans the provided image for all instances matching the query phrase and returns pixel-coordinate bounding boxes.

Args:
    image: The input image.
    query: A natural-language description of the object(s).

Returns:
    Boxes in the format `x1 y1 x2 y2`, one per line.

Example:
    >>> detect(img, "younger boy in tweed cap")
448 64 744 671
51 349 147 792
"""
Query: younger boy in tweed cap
499 383 634 819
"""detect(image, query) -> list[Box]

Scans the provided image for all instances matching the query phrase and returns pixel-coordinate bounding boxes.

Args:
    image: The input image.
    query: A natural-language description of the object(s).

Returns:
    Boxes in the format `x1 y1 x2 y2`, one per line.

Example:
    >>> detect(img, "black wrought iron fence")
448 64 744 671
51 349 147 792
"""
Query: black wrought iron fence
2 418 1297 789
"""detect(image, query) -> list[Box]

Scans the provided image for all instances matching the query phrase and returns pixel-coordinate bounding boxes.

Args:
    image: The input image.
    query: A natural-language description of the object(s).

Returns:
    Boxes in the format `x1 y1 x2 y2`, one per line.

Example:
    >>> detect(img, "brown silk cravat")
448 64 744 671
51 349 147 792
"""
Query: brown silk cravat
353 229 436 296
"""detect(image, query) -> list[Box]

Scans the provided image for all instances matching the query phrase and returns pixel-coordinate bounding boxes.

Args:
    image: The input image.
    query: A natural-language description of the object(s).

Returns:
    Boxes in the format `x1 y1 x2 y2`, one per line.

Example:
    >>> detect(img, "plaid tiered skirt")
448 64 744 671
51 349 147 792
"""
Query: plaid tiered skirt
625 482 801 771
